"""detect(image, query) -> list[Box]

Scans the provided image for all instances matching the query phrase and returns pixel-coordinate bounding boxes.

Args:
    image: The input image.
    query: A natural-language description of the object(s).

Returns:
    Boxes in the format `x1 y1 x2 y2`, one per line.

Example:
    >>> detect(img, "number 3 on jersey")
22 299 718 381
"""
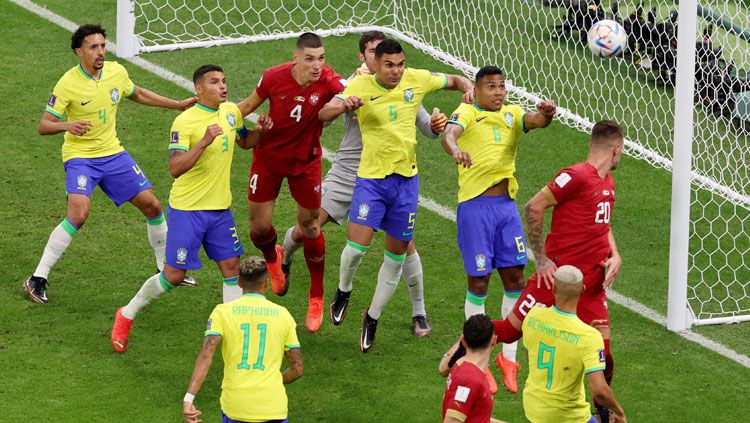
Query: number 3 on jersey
290 104 302 123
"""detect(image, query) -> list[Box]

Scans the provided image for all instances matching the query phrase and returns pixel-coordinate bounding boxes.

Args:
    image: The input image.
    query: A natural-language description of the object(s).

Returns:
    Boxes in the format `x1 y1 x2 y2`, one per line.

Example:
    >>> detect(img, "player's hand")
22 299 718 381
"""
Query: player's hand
344 96 364 112
602 253 622 289
256 113 273 133
354 63 371 76
610 412 627 423
66 121 93 136
200 124 223 146
452 149 472 168
430 112 448 133
182 402 202 423
177 97 198 111
536 100 557 118
461 90 474 104
535 256 557 289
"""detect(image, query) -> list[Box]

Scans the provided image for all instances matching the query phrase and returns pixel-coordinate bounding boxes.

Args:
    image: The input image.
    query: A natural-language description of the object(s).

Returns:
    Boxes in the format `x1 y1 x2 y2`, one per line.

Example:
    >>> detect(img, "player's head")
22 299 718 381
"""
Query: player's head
474 66 506 111
552 265 585 302
192 64 227 106
72 24 107 71
590 120 624 170
374 39 405 89
358 31 386 74
462 314 496 351
293 32 325 83
238 256 269 293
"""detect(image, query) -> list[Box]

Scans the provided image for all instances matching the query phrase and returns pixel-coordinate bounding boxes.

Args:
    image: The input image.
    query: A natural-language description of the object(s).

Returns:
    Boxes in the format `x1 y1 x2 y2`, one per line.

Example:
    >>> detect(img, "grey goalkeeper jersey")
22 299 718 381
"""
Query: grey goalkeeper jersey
330 86 439 175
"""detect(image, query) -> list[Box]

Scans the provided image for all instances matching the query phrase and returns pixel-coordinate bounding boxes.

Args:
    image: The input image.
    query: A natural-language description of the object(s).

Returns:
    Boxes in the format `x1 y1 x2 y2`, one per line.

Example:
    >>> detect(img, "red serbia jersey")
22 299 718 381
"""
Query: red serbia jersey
545 162 615 270
442 360 494 423
254 63 345 167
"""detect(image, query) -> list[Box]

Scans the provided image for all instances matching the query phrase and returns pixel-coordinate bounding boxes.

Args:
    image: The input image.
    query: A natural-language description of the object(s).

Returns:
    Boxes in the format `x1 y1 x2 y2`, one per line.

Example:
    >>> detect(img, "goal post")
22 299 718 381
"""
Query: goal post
117 0 750 329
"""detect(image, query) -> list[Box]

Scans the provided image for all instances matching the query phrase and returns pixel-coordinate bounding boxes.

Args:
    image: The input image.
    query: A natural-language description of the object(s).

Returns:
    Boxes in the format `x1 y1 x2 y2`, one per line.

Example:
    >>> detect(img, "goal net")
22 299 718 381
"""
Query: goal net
122 0 750 326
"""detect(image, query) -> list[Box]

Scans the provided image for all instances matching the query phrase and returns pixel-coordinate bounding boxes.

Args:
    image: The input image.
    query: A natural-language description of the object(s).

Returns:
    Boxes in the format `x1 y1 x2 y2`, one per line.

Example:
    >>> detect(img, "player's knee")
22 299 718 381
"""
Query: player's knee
250 225 273 241
162 267 185 286
67 209 90 228
468 275 491 295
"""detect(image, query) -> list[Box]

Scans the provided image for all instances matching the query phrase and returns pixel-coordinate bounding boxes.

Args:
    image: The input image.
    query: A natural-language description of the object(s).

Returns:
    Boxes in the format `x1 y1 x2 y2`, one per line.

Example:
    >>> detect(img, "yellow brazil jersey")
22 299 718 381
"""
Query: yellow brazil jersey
522 306 606 423
168 102 244 211
45 61 135 162
204 293 300 422
448 103 526 202
336 68 447 179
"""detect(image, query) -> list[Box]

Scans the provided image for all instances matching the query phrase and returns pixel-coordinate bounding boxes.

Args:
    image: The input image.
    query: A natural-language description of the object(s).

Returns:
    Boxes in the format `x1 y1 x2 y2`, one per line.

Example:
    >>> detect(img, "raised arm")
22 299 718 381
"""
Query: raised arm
38 111 91 136
282 348 304 384
523 100 557 130
445 74 475 103
169 124 223 178
588 371 627 423
237 90 265 117
523 188 557 288
183 335 221 423
128 86 196 110
441 122 471 168
319 96 363 122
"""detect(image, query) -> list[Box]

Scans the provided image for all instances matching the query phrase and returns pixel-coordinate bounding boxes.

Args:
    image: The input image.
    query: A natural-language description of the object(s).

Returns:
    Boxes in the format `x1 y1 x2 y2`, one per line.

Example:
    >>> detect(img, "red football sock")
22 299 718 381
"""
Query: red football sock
303 230 325 298
493 317 523 343
251 227 278 263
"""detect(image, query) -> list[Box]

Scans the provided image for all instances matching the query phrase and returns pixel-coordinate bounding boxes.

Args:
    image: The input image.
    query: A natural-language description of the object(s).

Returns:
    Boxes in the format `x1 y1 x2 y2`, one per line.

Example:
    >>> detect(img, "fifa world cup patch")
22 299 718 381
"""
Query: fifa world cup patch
555 172 572 188
598 349 606 363
170 131 179 144
454 386 471 403
451 113 459 121
48 95 57 107
206 319 212 330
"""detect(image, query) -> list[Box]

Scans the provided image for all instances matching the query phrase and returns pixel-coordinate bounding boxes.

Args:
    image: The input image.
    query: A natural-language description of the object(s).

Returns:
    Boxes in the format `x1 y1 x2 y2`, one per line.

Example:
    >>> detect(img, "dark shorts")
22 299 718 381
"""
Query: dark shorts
349 174 419 241
64 151 152 206
222 412 287 423
248 156 321 210
165 206 244 270
457 194 528 276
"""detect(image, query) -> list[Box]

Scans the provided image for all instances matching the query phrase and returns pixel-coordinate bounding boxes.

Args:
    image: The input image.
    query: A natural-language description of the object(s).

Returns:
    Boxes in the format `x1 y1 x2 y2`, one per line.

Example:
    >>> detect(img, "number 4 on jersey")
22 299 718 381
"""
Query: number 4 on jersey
290 104 302 122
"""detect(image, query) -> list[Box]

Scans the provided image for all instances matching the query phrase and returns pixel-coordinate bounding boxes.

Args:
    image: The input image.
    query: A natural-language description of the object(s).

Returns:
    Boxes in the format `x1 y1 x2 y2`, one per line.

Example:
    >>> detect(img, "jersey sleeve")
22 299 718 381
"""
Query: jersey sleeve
231 104 245 130
413 68 448 93
204 306 224 337
45 79 70 118
444 369 484 422
546 166 583 204
415 104 438 139
327 70 347 96
119 63 136 98
447 103 473 130
254 69 271 100
335 75 366 101
512 105 526 135
169 117 192 152
283 310 301 350
582 331 606 374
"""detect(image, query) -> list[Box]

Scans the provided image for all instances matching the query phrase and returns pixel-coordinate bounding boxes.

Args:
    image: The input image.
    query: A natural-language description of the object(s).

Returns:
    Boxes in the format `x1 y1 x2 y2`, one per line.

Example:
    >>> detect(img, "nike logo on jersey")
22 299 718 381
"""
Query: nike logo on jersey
81 100 93 106
370 96 382 101
475 117 487 122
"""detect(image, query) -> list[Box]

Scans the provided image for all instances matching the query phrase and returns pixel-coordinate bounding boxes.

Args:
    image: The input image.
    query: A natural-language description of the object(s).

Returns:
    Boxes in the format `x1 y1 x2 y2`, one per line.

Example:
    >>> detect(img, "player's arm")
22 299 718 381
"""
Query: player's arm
236 114 273 150
38 111 92 136
441 123 472 168
523 187 557 288
237 90 265 117
439 338 462 377
587 371 627 422
282 348 303 384
523 100 557 130
183 334 222 423
445 74 475 103
169 124 223 178
319 96 363 122
602 229 622 288
416 105 447 138
128 86 197 111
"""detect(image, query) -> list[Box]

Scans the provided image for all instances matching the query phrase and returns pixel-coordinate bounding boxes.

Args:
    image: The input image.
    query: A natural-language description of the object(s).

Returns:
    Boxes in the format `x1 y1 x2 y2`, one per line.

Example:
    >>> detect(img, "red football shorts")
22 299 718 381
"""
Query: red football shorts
512 264 609 328
248 156 322 210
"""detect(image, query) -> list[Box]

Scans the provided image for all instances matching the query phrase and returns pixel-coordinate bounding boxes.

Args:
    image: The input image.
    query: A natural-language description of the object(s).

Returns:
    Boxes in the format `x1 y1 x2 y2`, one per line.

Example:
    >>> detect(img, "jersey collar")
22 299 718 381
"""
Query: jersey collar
242 292 266 298
195 102 218 113
552 305 577 317
77 64 103 81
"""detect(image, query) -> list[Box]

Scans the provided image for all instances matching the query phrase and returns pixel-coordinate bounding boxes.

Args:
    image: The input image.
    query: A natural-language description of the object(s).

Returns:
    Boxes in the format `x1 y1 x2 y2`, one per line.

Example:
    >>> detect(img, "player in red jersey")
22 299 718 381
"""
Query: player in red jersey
441 314 506 423
238 33 346 333
445 120 624 422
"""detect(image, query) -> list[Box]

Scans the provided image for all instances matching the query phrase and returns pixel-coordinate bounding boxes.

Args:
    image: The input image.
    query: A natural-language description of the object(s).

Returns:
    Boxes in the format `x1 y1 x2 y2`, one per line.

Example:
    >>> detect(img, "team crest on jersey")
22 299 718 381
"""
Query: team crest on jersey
309 94 320 105
227 113 236 127
357 203 370 220
475 254 487 271
76 174 88 190
176 248 188 264
403 89 414 103
504 112 514 127
294 96 305 102
170 131 179 144
603 189 610 196
48 95 57 107
110 88 120 102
